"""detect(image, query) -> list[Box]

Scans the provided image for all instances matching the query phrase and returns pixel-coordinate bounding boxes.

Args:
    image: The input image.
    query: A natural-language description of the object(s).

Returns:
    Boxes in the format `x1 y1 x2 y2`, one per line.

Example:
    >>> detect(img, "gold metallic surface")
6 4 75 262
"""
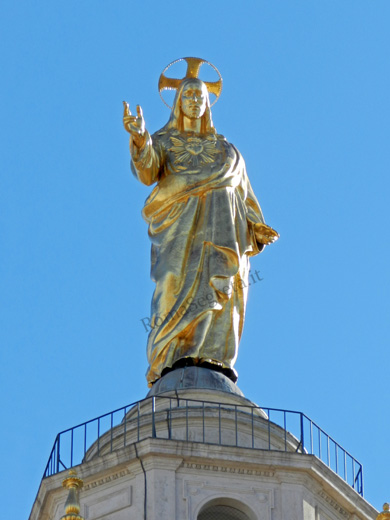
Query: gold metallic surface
158 57 222 108
124 59 278 387
61 470 84 520
377 504 390 520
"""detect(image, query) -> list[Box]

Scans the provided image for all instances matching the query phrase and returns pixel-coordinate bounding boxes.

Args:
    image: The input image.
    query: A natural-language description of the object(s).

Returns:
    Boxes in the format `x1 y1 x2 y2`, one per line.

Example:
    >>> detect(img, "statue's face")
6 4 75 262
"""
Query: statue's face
180 80 208 120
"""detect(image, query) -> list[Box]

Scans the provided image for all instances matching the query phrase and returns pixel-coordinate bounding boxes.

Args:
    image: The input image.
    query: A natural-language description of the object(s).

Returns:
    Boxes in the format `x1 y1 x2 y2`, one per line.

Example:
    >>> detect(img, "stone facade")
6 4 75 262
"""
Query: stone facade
29 436 377 520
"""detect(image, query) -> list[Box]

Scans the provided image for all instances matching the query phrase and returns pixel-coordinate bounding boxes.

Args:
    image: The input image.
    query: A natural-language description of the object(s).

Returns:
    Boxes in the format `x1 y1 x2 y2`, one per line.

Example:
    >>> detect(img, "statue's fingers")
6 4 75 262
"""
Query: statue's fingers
123 101 132 115
136 105 143 119
124 115 137 123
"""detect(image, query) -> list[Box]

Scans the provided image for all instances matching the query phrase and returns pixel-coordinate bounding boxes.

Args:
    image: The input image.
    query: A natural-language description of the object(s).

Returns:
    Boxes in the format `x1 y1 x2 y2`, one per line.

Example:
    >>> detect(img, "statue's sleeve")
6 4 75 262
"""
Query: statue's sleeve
242 168 267 254
130 131 164 186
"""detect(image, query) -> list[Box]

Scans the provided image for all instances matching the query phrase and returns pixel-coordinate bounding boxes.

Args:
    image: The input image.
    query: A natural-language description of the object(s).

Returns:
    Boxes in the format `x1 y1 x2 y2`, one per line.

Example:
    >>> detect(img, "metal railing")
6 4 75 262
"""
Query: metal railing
43 395 363 496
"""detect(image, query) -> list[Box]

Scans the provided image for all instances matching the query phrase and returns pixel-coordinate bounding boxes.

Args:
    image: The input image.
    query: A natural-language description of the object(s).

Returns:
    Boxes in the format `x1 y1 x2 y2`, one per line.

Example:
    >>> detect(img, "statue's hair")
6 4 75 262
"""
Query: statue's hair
161 78 216 134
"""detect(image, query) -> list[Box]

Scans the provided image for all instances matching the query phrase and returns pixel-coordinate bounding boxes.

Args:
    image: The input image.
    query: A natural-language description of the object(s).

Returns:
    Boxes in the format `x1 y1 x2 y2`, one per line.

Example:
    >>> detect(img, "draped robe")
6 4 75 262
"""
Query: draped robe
131 128 267 386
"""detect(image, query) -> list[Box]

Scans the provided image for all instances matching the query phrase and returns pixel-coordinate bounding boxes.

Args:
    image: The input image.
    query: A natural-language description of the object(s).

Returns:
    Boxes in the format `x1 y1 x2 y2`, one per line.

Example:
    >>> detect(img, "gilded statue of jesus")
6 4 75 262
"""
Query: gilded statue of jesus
123 58 278 387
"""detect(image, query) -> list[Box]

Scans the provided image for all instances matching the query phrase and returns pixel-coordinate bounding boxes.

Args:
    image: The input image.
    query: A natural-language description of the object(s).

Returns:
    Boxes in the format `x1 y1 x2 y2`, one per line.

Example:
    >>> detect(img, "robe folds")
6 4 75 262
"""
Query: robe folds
131 128 266 386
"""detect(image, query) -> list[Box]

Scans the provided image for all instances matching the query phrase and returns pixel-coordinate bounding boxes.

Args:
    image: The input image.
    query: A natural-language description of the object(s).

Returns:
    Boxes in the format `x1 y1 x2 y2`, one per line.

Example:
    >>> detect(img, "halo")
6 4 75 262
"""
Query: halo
158 57 223 109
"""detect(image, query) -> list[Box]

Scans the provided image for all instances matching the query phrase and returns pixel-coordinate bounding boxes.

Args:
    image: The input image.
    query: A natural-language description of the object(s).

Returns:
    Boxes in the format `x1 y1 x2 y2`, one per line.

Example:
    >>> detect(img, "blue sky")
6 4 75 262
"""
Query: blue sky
1 2 389 518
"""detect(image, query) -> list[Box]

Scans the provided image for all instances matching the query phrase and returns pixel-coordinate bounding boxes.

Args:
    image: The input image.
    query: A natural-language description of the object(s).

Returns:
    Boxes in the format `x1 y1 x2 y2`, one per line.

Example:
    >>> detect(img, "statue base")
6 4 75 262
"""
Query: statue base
147 365 244 398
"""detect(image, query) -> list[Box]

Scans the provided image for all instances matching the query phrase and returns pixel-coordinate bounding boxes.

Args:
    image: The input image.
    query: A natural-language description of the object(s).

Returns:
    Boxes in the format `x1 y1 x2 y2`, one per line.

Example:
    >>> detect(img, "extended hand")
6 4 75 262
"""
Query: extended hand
123 102 146 147
254 223 280 245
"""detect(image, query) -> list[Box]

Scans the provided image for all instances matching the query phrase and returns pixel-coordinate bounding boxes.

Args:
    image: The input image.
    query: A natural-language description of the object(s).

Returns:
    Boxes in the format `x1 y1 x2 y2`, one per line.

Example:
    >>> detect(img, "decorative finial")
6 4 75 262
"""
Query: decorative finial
377 503 390 520
60 470 84 520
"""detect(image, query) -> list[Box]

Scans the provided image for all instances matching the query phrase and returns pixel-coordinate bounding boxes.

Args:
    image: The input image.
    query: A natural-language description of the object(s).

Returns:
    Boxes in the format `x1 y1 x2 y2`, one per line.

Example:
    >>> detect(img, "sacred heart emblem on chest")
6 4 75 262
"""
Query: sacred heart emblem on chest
169 134 221 168
185 138 204 155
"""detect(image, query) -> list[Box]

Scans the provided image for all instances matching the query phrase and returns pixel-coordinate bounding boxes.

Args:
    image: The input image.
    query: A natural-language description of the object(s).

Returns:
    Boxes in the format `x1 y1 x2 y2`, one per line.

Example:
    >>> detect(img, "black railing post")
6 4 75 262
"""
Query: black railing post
202 401 205 443
235 405 238 447
300 413 305 454
218 404 221 445
168 398 172 440
186 400 189 442
310 420 313 454
97 418 100 455
124 407 127 446
327 436 330 466
252 407 255 449
318 428 321 459
137 402 140 442
267 409 271 450
344 451 347 482
56 436 60 474
84 423 87 458
70 429 74 467
152 396 156 438
110 413 114 452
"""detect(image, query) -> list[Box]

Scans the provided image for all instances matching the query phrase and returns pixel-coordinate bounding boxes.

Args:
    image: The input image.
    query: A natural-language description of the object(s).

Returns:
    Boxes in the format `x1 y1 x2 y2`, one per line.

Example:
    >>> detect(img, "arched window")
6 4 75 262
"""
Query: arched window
198 503 252 520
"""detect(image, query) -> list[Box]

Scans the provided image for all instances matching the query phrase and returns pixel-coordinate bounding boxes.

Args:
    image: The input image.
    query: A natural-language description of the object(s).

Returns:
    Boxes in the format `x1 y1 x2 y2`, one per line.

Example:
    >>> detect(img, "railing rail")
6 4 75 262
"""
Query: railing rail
43 396 363 496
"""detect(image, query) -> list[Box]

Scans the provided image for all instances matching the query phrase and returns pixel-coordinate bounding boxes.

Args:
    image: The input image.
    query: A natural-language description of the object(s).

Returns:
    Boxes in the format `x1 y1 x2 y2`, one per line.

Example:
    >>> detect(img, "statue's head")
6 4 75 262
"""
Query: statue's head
159 58 222 134
164 78 216 134
179 78 208 120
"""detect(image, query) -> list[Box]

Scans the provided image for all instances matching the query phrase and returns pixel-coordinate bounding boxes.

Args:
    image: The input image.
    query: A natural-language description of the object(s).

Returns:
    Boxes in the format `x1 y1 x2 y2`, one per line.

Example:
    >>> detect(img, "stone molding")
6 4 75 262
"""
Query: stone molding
83 468 133 491
182 461 275 478
318 490 351 519
142 455 183 472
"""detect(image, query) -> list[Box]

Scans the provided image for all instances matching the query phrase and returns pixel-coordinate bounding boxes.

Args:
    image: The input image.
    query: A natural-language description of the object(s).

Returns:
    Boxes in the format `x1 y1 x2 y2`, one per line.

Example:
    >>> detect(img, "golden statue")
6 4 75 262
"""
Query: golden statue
123 58 278 387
